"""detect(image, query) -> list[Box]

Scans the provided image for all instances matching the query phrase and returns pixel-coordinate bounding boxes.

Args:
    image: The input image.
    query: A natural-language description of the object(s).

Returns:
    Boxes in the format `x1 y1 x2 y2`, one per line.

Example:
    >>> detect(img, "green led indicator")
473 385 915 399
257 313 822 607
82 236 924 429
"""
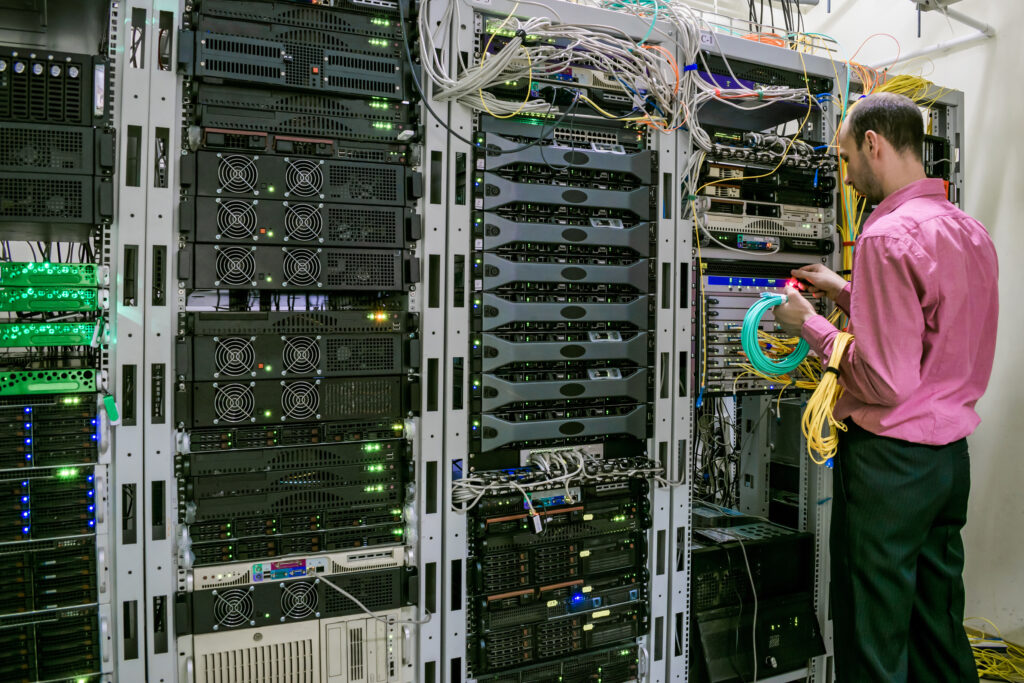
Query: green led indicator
264 410 272 417
56 468 79 479
373 122 394 130
371 17 391 26
368 38 389 48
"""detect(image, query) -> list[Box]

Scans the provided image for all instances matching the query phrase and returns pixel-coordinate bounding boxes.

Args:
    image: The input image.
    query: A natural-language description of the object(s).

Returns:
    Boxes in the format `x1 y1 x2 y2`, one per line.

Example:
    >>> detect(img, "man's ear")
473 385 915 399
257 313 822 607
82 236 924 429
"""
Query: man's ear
864 130 880 158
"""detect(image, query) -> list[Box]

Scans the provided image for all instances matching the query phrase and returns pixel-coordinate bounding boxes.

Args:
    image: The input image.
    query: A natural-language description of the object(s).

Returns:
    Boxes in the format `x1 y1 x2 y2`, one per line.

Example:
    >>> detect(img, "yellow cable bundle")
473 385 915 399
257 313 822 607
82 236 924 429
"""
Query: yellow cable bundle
802 332 854 465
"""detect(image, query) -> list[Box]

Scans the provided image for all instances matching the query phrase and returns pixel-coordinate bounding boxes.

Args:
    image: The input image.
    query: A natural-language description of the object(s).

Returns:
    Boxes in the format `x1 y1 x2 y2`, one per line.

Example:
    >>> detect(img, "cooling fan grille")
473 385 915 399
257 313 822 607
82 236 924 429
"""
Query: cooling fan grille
214 337 255 377
213 587 254 628
214 383 255 423
280 581 319 620
282 336 320 374
215 247 256 286
216 200 258 239
285 203 323 241
218 154 259 193
281 380 319 420
286 158 323 197
283 248 321 287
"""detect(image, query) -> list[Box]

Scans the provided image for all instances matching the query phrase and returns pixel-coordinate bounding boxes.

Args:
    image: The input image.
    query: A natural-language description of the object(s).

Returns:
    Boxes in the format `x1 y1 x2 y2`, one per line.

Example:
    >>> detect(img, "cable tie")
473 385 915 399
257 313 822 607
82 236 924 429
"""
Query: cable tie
757 89 764 100
824 366 839 377
841 241 855 247
686 194 698 201
683 63 698 72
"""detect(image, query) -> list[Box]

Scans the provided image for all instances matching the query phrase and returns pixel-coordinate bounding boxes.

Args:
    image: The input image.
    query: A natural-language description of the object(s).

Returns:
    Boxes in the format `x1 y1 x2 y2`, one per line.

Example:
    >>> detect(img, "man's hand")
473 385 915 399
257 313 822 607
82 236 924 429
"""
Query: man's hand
773 286 817 336
792 264 847 300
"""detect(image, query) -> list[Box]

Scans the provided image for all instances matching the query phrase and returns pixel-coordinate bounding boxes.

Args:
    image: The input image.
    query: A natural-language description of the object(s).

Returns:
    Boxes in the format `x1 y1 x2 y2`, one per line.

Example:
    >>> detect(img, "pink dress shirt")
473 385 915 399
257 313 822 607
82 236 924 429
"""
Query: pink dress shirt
801 178 998 445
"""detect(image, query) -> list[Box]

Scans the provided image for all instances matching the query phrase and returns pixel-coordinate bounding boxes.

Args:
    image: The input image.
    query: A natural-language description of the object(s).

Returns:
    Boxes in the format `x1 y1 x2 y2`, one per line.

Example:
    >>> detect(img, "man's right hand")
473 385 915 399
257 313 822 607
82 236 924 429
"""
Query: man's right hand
791 264 847 300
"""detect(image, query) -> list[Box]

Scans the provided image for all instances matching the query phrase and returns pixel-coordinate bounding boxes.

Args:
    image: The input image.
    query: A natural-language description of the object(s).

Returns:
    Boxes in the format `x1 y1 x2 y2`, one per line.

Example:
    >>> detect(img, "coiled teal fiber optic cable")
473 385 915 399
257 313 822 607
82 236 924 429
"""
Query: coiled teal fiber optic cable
741 293 809 376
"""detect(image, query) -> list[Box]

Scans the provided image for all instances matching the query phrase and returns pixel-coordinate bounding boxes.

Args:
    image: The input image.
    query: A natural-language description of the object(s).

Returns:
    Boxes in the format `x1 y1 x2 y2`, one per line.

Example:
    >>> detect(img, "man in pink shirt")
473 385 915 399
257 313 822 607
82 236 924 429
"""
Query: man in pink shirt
775 92 998 682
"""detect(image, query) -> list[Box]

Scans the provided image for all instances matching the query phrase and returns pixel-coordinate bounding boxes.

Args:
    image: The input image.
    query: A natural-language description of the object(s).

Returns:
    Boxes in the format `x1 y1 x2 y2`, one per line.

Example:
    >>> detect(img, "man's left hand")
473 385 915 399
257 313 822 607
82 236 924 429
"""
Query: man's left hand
773 286 817 337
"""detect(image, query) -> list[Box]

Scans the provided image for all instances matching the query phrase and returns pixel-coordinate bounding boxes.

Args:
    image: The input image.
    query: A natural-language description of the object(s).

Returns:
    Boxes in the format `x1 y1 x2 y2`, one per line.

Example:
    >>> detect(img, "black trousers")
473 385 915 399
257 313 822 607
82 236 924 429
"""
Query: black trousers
830 421 977 683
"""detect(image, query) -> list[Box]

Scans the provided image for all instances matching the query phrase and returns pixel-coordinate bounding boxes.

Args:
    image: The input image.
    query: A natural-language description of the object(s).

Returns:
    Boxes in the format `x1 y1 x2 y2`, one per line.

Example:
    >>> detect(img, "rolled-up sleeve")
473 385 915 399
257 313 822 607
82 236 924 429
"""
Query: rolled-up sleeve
801 236 926 406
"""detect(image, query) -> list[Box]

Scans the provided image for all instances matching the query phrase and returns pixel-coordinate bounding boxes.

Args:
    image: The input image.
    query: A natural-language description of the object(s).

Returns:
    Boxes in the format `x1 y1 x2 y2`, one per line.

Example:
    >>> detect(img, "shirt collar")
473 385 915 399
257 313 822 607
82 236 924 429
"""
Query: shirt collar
862 177 947 232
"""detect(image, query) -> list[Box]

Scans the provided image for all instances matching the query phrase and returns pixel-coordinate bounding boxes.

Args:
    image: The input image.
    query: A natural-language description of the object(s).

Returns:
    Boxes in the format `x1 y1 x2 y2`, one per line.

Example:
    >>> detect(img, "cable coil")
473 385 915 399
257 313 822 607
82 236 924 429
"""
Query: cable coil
740 293 810 376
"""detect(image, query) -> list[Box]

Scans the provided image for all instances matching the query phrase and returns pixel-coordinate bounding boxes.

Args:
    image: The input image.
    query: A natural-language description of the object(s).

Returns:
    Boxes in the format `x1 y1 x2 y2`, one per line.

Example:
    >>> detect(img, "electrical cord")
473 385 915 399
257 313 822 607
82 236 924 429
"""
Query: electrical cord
801 331 854 465
318 575 433 626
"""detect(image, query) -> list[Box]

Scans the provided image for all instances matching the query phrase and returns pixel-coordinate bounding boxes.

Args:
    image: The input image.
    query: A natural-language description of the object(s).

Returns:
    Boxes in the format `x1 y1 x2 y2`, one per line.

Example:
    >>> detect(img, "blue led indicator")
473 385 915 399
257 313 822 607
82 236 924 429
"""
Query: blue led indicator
24 423 31 428
21 511 29 518
22 527 30 534
572 594 585 603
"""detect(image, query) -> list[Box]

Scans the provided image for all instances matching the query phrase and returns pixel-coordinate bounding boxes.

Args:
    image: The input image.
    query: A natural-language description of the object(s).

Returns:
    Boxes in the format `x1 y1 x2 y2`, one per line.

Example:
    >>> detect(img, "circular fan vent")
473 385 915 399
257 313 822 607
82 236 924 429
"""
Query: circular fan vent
280 581 318 620
215 337 255 377
218 154 259 193
285 203 322 242
217 200 258 239
216 247 256 286
214 383 255 423
283 249 321 287
213 587 254 628
281 381 319 420
282 336 320 375
286 159 323 197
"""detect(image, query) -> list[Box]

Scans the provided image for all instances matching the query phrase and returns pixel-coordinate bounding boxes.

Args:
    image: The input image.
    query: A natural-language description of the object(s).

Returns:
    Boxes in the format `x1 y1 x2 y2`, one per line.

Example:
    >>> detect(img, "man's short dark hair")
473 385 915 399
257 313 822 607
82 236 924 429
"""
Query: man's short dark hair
847 92 924 160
